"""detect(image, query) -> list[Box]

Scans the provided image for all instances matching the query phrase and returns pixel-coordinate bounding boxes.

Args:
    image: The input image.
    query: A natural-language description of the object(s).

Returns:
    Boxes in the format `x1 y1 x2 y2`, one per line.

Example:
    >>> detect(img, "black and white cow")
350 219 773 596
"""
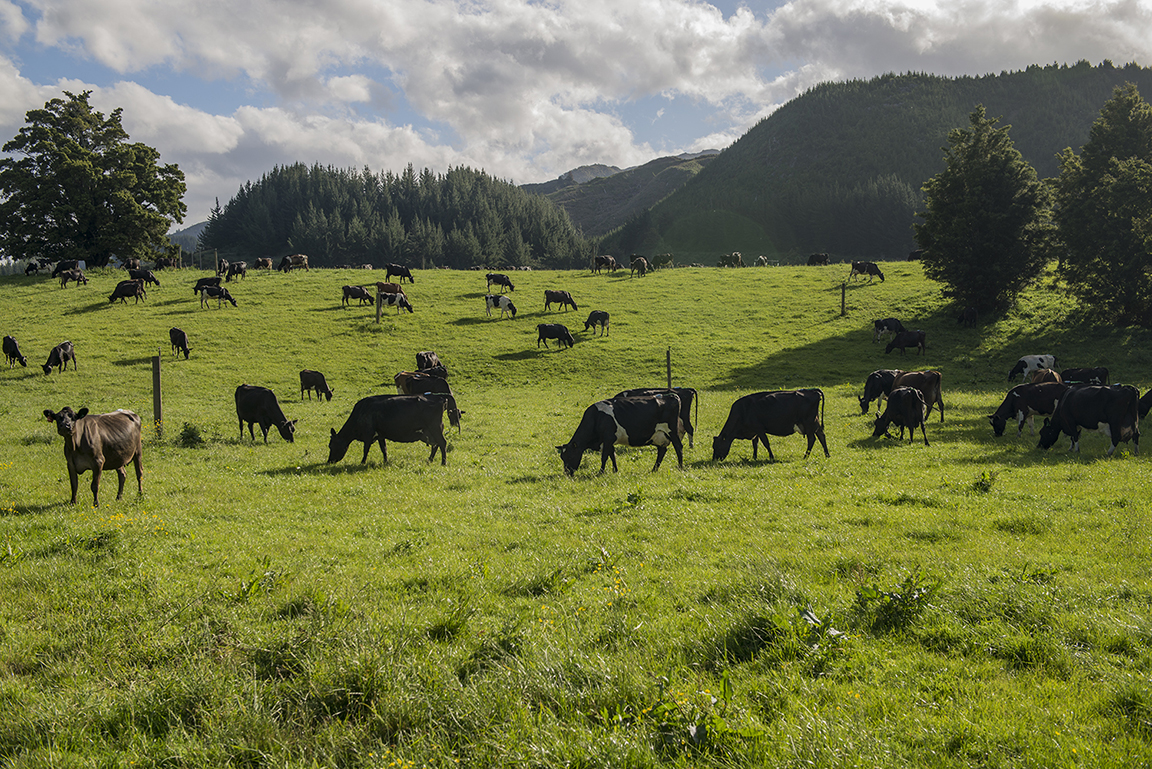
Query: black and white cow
486 273 514 292
872 317 905 343
416 351 443 371
42 340 76 375
342 285 373 306
169 327 190 359
1038 384 1139 456
379 292 414 314
51 260 79 278
225 261 247 282
872 387 929 445
128 268 161 287
300 369 334 401
485 294 516 318
593 255 618 273
216 257 229 276
1059 367 1109 385
885 330 926 355
558 394 684 475
193 276 222 295
59 269 88 288
199 285 237 308
858 369 904 414
849 261 884 282
386 263 415 283
711 389 829 461
537 323 575 349
584 310 610 336
614 387 698 448
235 385 297 443
278 254 309 272
109 279 146 304
391 374 460 428
327 393 456 465
1007 355 1056 382
890 370 945 422
544 290 578 312
987 381 1069 437
807 253 830 266
3 335 28 367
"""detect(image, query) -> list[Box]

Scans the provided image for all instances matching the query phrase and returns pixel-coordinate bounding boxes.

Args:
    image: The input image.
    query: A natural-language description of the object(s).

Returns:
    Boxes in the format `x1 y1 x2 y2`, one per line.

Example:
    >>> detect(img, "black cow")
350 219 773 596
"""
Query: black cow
59 269 88 288
1059 367 1109 385
890 370 945 422
225 262 248 281
51 260 79 278
199 285 237 308
328 394 455 465
584 310 610 336
3 335 27 367
216 257 229 276
193 276 222 295
537 323 575 349
392 374 460 427
379 292 413 314
872 317 905 342
849 261 884 282
278 254 309 272
386 263 414 283
1038 385 1140 456
594 255 618 273
958 307 978 327
485 294 516 318
558 394 684 475
858 369 904 414
235 385 297 443
342 285 373 306
300 369 334 401
128 268 161 287
872 387 929 445
42 406 143 506
109 279 146 304
416 351 443 371
614 387 698 448
885 330 926 355
544 290 578 311
987 382 1069 437
631 257 649 277
487 273 514 292
153 256 179 270
122 257 141 270
1140 389 1152 420
807 253 830 266
712 389 829 461
254 257 274 270
42 340 76 375
169 327 190 359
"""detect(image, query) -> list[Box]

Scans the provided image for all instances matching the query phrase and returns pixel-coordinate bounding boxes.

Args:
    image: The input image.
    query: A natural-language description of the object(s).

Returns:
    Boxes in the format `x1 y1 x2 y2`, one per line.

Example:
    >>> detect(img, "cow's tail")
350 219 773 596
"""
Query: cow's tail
818 387 825 426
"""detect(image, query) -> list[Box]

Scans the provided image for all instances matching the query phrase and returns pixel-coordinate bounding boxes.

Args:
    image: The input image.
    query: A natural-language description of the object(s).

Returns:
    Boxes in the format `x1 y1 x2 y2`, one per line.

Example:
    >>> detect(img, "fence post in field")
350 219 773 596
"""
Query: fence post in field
841 282 846 316
376 291 383 324
152 349 162 439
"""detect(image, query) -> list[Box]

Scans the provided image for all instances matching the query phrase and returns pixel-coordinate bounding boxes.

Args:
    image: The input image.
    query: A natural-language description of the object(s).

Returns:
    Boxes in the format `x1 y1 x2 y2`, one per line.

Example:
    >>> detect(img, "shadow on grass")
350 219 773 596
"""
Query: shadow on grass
494 349 546 361
2 502 59 517
113 357 152 367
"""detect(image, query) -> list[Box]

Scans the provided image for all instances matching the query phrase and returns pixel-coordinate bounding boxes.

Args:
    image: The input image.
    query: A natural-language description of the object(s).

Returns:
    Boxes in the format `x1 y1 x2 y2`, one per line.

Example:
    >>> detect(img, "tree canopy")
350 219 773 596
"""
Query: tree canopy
0 91 186 267
914 106 1052 314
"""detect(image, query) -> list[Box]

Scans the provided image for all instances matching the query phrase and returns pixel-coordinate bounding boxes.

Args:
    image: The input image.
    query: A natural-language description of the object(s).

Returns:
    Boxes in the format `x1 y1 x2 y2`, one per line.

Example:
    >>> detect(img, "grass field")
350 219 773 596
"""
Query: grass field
1 263 1151 767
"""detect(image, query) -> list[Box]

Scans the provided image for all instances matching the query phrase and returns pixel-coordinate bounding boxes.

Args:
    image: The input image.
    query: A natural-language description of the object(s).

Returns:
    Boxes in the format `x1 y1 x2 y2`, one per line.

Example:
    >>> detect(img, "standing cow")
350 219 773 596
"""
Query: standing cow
1038 384 1139 456
43 406 143 506
849 261 885 282
278 254 309 272
537 324 575 349
42 341 76 375
712 389 829 461
614 387 698 448
300 370 334 401
235 385 297 443
169 328 191 359
386 263 415 283
544 290 578 312
487 273 514 292
872 387 929 445
557 394 684 475
584 310 610 337
485 294 517 318
327 394 455 465
3 335 28 368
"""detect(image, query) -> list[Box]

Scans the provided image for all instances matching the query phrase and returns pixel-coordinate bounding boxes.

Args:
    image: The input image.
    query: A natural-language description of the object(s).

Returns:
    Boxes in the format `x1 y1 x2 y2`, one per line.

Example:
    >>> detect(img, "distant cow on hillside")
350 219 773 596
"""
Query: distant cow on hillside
885 330 926 355
235 385 296 443
594 255 618 273
169 328 190 359
487 273 514 292
544 290 578 311
225 261 248 281
849 261 884 282
386 263 414 283
42 341 76 375
278 254 309 272
300 369 334 401
807 253 830 266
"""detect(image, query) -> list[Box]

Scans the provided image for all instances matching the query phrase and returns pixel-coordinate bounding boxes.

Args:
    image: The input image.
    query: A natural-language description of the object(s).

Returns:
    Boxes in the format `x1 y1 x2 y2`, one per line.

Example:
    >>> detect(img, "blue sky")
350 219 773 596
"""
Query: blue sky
1 0 1149 227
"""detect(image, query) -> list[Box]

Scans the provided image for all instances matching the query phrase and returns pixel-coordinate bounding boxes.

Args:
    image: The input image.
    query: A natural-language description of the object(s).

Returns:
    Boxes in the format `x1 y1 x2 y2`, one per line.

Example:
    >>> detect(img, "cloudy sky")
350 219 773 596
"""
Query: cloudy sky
1 0 1150 228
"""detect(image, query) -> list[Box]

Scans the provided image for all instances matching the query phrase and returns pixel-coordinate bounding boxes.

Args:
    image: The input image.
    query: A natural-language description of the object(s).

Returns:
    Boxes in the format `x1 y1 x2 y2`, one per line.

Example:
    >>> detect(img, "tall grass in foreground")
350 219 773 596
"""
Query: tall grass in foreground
0 264 1150 767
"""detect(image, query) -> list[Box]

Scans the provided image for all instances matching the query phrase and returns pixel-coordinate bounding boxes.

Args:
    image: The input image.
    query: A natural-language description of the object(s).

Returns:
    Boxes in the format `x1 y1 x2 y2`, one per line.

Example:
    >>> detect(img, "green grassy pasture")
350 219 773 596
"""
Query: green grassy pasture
1 263 1151 767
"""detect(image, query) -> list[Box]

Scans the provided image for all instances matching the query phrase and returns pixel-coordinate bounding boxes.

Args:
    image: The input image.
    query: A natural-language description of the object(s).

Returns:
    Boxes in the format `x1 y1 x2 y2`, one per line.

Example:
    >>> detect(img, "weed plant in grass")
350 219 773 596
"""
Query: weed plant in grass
1 263 1150 766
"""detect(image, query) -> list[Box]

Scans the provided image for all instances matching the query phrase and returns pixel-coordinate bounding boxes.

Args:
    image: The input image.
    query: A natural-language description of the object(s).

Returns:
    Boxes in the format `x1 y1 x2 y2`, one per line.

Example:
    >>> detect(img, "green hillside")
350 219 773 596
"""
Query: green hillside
601 60 1152 263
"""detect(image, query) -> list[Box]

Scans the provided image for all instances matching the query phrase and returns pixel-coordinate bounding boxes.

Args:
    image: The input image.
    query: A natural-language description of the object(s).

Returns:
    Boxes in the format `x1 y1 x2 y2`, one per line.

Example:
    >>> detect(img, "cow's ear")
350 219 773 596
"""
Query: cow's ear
330 428 336 438
288 419 298 427
1042 418 1050 427
555 445 565 453
43 409 56 421
76 408 89 418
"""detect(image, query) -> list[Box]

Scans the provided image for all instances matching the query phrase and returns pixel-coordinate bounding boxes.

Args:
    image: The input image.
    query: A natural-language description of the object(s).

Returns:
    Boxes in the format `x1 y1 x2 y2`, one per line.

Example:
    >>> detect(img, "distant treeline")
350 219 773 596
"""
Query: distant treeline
198 163 592 269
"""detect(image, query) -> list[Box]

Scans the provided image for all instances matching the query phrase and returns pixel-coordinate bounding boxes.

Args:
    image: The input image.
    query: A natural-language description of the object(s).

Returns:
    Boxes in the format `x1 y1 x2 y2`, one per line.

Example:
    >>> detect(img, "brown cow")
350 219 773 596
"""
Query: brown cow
890 370 944 422
375 281 405 295
43 406 143 506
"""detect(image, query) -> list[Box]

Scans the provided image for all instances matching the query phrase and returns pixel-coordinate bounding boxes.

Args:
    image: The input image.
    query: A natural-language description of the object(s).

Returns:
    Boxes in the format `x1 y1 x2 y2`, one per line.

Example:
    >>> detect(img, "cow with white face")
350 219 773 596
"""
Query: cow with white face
485 294 517 318
1008 355 1056 382
557 394 684 475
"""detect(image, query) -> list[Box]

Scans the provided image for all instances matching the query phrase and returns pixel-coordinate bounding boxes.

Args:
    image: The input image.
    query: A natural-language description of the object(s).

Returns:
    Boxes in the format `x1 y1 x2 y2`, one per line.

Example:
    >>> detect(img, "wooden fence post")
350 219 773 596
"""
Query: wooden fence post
152 349 163 439
376 290 383 324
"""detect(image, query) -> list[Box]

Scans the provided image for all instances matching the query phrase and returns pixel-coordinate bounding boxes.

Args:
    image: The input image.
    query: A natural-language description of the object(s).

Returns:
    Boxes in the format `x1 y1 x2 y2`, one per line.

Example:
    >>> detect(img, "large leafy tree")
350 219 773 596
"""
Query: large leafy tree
0 91 186 266
1054 83 1152 325
913 106 1052 314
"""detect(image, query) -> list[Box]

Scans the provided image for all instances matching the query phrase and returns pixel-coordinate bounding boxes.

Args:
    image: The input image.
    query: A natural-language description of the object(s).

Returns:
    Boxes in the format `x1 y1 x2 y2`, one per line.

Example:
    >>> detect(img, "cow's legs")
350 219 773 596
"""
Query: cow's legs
599 446 618 473
652 445 668 471
115 466 127 500
132 453 143 496
751 436 759 460
68 468 80 505
919 422 930 446
377 438 388 464
814 426 830 457
759 434 775 461
671 433 684 469
360 439 372 464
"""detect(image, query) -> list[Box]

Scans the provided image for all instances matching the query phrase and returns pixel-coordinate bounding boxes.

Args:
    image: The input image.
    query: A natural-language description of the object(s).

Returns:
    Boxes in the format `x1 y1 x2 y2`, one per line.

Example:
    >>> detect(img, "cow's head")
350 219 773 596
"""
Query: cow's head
557 443 582 475
400 296 414 313
858 395 872 414
327 427 349 463
1007 360 1026 381
1036 418 1061 450
987 414 1007 437
44 406 89 436
872 413 893 438
507 301 517 317
276 419 298 442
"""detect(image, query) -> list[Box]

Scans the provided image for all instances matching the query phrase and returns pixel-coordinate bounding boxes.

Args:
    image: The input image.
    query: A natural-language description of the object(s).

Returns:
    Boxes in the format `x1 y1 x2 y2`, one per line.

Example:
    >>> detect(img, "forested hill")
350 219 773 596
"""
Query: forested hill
600 60 1152 263
197 164 591 269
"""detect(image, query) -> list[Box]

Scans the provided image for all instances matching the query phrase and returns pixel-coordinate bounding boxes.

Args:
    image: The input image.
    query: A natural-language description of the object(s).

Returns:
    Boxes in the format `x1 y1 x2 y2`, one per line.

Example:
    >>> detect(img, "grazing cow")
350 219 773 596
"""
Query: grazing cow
199 285 237 308
872 317 905 343
614 387 698 448
807 253 830 266
717 253 743 268
485 294 516 318
153 256 179 270
128 268 161 287
278 254 309 272
1029 368 1063 384
300 369 334 401
43 406 143 506
650 254 675 269
1139 389 1152 420
584 310 610 337
1008 355 1056 382
327 394 456 465
374 281 405 296
360 264 374 270
891 370 945 422
169 327 190 359
342 285 373 306
987 382 1069 437
849 261 885 282
122 258 140 271
858 369 904 414
193 276 222 295
537 323 575 349
235 385 297 443
486 272 514 292
109 279 146 304
386 263 414 283
594 255 618 273
558 394 684 475
255 257 274 270
416 351 442 371
42 341 76 375
391 375 460 426
3 336 28 368
216 258 229 276
631 257 649 276
59 269 88 288
958 307 978 327
379 292 414 314
544 290 578 312
24 259 45 275
51 260 79 278
755 255 768 267
1038 384 1139 456
1059 367 1109 385
225 261 248 282
872 387 929 445
885 330 926 355
712 389 829 461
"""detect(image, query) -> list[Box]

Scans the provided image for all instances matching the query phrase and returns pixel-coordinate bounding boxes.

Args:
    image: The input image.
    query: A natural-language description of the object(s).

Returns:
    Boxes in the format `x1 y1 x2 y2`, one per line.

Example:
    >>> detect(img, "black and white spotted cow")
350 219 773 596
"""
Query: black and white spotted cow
712 389 829 461
1008 355 1056 382
379 292 414 313
485 294 517 318
199 285 237 308
987 381 1069 437
544 290 578 311
584 310 610 336
858 369 904 414
614 387 698 448
1038 384 1140 456
872 317 905 343
342 285 373 306
486 273 514 292
193 276 221 295
537 323 575 349
849 261 884 282
557 394 684 475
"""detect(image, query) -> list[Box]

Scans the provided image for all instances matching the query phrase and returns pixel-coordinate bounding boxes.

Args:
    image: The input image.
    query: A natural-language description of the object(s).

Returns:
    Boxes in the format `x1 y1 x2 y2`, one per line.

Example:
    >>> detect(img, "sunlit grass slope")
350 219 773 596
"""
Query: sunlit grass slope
1 263 1150 767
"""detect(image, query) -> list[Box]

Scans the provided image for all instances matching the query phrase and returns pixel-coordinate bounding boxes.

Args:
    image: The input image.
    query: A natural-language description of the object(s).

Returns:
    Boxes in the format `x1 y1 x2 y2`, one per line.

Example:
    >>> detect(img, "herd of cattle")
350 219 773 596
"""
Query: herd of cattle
11 258 1147 507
